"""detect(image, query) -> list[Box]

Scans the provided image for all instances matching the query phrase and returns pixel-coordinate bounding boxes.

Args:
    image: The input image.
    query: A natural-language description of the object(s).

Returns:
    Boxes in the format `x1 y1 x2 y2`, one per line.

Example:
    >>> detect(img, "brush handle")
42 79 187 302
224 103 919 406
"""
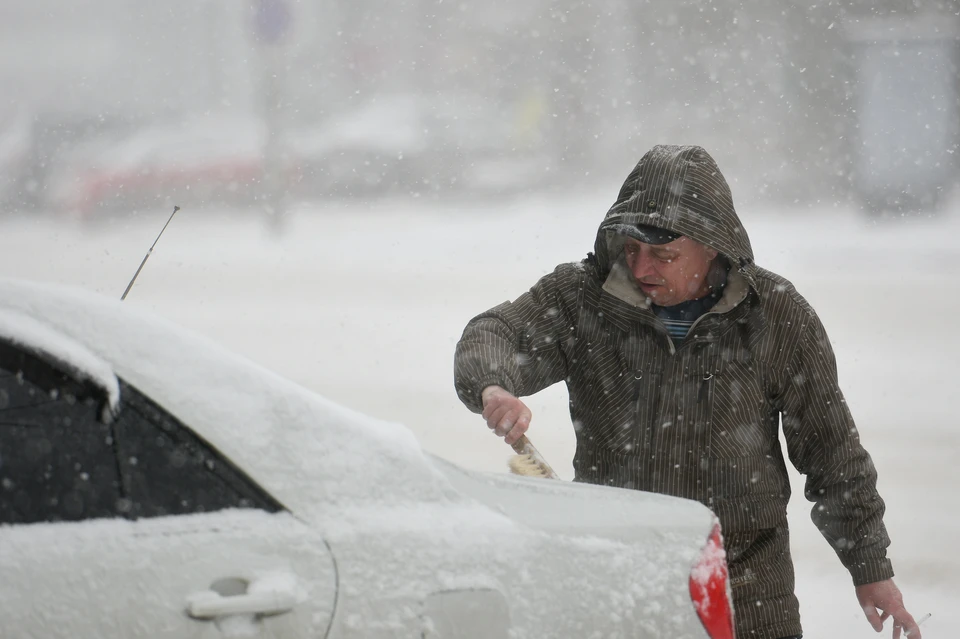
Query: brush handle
510 434 560 480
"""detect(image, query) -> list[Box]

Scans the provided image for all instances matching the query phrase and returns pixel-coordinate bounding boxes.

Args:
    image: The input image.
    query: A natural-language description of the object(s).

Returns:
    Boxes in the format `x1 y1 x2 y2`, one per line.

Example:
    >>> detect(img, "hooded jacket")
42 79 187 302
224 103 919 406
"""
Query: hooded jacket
454 145 894 639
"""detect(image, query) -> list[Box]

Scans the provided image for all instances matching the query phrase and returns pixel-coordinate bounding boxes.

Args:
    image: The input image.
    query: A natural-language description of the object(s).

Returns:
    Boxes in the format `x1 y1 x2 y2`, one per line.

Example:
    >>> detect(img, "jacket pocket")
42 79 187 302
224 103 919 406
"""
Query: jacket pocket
708 455 778 501
709 356 773 460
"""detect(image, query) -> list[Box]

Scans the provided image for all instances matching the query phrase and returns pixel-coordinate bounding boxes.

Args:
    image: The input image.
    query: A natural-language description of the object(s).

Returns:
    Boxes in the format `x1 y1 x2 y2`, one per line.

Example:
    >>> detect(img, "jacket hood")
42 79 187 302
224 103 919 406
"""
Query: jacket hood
594 145 755 278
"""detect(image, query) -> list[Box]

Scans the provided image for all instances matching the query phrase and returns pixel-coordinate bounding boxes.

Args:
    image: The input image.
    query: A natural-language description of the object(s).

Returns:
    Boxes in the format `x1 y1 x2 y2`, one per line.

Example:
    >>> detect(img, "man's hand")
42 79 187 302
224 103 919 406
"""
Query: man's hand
856 579 920 638
480 385 531 446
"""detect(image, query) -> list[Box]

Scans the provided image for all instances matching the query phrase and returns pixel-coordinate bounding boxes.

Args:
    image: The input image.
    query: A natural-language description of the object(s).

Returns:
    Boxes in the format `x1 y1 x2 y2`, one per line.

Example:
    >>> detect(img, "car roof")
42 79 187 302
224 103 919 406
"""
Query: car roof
0 277 452 520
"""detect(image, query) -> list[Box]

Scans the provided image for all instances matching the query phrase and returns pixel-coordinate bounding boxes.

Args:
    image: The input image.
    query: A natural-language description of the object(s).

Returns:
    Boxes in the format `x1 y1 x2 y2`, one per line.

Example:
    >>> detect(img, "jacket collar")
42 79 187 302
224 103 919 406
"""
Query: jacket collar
601 257 754 313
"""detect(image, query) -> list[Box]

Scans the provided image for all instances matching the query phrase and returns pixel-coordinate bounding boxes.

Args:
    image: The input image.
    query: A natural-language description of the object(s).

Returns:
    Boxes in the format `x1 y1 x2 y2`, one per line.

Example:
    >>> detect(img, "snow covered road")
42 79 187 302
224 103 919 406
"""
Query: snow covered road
2 192 957 636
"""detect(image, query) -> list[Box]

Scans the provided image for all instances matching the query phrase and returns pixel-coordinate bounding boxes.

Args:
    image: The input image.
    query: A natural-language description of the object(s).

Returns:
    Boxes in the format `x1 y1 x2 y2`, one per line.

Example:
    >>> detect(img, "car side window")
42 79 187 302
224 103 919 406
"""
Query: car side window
0 341 122 524
0 338 282 525
112 380 283 518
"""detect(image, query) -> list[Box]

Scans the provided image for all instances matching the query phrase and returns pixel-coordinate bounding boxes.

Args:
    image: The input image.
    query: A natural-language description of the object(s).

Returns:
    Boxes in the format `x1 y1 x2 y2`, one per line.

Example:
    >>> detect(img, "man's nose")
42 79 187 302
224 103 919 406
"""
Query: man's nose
631 252 657 280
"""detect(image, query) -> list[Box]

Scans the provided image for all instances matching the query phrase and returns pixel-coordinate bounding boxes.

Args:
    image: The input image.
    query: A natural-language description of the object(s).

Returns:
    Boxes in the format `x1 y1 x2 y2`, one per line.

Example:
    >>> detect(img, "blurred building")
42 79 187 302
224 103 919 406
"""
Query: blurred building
1 0 957 213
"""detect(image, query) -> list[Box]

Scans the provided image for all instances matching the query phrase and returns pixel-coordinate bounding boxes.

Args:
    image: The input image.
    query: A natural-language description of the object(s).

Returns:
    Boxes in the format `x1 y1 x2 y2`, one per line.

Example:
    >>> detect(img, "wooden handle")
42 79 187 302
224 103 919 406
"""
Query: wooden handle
511 434 531 455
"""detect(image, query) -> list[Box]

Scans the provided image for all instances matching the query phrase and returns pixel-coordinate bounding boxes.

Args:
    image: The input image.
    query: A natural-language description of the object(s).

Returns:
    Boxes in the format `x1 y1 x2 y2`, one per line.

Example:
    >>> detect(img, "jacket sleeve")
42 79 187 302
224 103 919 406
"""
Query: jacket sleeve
779 312 894 586
453 263 581 413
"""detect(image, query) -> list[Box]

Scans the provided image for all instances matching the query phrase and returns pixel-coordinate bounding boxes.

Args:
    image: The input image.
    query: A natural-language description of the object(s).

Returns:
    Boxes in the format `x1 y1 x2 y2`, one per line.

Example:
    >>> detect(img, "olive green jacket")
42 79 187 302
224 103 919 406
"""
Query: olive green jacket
454 145 893 639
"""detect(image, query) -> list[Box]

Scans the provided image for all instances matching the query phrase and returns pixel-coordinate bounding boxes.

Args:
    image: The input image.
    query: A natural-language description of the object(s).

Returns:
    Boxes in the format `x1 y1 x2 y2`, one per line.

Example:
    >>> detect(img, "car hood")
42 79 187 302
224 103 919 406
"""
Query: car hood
429 454 714 542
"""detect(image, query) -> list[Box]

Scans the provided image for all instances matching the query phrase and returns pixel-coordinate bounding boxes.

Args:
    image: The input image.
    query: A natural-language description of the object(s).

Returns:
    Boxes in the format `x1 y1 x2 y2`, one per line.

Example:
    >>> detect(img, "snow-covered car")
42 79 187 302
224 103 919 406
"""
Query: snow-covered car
0 277 734 639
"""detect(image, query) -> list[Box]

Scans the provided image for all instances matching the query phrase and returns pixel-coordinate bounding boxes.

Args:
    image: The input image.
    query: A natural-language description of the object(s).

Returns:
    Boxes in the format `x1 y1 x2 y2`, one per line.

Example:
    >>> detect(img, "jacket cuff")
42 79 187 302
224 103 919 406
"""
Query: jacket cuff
461 373 517 414
847 558 895 586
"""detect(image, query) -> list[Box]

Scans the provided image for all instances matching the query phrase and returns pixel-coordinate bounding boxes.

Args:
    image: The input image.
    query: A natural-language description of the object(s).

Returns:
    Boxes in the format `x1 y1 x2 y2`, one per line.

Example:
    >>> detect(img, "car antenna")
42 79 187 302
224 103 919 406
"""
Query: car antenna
121 205 181 301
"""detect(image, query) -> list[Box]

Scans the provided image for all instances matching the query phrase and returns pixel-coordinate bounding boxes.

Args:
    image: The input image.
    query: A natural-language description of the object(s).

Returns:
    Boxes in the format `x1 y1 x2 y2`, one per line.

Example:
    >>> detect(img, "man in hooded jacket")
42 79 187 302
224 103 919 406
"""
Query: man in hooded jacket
454 145 920 639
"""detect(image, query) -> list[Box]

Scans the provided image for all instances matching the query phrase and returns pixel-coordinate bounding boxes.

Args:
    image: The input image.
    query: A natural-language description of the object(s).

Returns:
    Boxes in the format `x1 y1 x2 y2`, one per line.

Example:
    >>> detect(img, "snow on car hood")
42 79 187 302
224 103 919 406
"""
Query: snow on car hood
429 454 714 542
0 277 456 519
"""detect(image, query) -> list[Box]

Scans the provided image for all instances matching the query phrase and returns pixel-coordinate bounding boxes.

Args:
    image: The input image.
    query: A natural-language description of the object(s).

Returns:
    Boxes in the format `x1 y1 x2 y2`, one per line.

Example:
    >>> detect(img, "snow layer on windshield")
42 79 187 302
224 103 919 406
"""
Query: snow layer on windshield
0 307 120 413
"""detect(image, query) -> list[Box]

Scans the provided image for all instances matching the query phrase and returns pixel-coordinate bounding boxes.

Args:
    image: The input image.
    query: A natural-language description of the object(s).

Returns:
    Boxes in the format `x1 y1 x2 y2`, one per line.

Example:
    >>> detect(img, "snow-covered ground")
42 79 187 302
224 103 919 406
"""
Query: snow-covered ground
2 191 957 636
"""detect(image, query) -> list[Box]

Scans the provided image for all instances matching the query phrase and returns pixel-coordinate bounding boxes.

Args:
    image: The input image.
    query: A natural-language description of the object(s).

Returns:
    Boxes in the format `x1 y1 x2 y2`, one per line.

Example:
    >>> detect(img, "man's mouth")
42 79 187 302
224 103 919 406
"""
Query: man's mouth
638 282 662 295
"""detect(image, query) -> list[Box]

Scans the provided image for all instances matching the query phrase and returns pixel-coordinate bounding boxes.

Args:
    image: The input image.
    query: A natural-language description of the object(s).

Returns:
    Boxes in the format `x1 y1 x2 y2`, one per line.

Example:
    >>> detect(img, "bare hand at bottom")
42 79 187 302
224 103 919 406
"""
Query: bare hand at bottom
856 579 920 638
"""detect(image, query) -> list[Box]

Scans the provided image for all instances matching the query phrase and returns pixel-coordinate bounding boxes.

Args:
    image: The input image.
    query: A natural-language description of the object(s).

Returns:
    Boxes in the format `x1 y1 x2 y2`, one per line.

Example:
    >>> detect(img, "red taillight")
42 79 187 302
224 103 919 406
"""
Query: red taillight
689 522 736 639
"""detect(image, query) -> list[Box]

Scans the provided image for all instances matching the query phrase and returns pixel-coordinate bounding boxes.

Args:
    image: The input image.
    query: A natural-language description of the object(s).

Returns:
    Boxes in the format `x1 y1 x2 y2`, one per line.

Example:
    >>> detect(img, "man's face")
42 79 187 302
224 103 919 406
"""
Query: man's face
623 236 719 306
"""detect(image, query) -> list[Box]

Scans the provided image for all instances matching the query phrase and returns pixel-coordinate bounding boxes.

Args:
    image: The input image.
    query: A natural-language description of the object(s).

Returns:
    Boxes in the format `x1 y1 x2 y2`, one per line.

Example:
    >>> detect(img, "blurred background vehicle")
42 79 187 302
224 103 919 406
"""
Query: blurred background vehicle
286 94 425 197
287 91 551 198
44 113 268 217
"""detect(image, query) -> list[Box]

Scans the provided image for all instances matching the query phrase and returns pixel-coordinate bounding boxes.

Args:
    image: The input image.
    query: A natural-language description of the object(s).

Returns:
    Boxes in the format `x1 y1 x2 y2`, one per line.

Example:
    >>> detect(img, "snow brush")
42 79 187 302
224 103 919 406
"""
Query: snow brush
508 435 560 479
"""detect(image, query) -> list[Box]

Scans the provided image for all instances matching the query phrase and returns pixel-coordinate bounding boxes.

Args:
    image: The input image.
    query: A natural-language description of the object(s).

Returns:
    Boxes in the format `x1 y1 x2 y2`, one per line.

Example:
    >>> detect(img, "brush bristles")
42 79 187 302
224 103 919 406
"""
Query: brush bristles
508 454 550 478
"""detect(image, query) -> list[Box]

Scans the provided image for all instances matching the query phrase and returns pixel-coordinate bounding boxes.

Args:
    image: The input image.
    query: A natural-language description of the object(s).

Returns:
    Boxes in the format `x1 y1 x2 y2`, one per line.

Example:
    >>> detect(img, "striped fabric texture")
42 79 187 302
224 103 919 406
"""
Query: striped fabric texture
658 316 694 342
653 282 725 345
454 145 893 639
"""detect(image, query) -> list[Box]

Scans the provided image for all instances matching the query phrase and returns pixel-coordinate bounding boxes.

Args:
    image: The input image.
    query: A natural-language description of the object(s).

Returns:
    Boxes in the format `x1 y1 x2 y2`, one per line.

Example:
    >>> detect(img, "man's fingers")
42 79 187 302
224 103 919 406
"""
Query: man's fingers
894 610 920 639
856 580 919 639
484 405 509 431
504 414 530 445
862 605 884 632
481 399 501 422
495 409 520 437
482 391 510 421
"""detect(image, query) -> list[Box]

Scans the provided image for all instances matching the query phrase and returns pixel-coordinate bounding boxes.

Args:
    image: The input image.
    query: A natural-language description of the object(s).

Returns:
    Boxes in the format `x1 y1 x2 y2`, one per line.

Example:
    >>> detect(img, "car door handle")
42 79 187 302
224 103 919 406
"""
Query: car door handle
187 580 298 619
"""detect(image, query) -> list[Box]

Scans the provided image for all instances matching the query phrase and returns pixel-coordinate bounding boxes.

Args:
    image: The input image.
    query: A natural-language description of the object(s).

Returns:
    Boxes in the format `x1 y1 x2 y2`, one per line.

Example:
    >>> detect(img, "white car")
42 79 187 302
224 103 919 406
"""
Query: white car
0 278 735 639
